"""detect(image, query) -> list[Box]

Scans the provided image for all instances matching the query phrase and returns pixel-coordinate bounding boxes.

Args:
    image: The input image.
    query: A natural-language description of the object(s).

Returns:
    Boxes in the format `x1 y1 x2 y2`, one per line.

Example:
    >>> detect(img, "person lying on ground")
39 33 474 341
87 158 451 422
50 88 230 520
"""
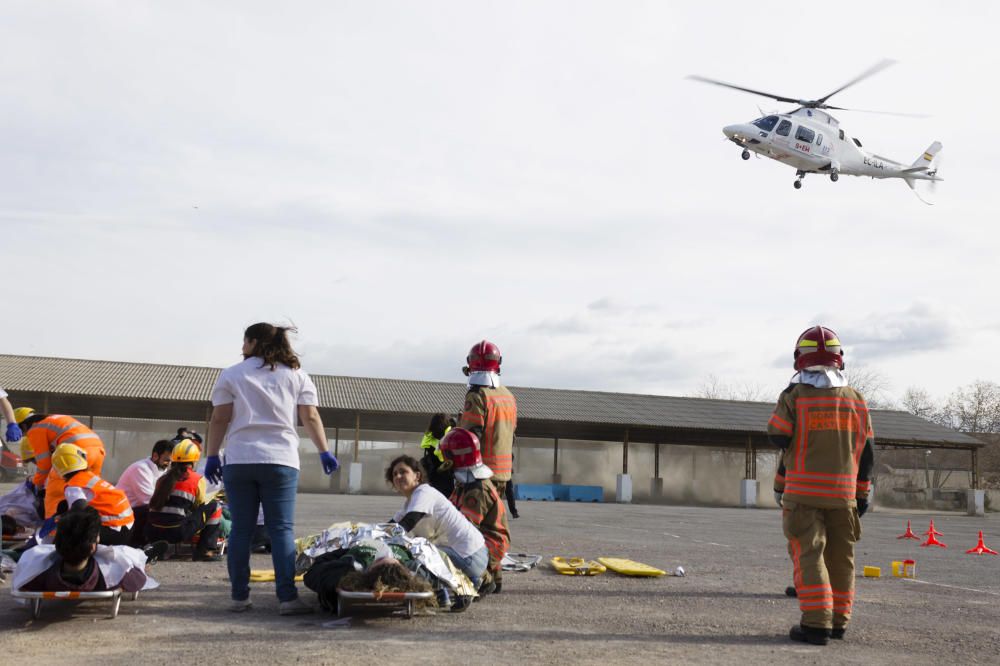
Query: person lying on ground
13 506 156 593
439 428 510 596
52 443 135 546
145 439 223 562
386 455 488 602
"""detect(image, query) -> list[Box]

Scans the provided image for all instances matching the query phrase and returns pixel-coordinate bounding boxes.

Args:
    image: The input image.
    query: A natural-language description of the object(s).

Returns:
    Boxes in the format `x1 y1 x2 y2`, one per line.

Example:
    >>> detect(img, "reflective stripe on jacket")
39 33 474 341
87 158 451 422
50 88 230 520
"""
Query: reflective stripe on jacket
766 384 874 508
458 386 517 481
67 471 134 528
28 415 105 487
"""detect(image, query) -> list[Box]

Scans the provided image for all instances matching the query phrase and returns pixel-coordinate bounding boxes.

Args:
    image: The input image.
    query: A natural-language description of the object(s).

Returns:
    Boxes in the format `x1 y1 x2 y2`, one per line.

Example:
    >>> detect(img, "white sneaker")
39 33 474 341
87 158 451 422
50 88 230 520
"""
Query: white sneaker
230 598 253 612
278 597 314 616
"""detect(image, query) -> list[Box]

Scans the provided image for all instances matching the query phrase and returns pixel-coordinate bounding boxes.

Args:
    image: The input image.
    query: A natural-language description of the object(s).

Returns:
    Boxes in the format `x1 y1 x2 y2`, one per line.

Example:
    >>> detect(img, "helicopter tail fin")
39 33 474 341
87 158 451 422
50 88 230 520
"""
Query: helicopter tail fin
911 141 942 169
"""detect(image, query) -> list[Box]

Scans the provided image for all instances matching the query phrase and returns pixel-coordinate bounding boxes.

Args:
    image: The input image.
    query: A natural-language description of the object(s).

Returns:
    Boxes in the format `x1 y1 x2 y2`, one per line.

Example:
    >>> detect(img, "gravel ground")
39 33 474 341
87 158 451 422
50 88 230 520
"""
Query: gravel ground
1 485 998 665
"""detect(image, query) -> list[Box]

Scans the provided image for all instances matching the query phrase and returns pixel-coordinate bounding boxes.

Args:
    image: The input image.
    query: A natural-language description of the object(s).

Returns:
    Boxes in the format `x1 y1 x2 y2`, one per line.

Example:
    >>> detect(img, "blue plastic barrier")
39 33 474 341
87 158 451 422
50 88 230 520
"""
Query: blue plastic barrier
514 483 603 502
515 484 556 501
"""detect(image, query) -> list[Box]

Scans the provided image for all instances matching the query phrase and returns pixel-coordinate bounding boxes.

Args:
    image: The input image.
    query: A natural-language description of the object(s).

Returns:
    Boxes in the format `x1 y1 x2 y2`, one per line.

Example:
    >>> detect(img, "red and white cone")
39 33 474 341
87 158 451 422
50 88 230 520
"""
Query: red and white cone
965 531 998 556
897 520 920 540
921 532 947 548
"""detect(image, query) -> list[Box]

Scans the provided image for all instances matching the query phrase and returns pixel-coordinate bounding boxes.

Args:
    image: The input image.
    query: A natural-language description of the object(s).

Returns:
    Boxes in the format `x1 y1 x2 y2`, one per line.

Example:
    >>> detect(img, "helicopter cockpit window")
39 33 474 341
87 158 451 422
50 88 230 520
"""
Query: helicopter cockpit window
795 125 815 143
752 115 779 132
775 119 792 136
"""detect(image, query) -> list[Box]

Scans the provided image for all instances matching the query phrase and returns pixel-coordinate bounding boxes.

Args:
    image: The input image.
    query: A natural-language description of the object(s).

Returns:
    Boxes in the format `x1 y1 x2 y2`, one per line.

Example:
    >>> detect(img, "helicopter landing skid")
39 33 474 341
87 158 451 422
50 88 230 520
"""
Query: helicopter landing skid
793 170 805 190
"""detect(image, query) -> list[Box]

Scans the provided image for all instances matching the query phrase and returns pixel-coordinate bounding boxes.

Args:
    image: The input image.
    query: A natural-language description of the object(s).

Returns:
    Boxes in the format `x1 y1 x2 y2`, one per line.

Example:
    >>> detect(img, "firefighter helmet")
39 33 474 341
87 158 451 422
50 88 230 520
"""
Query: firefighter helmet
793 325 845 371
463 340 502 375
438 428 493 479
13 407 35 425
171 439 201 463
51 443 88 477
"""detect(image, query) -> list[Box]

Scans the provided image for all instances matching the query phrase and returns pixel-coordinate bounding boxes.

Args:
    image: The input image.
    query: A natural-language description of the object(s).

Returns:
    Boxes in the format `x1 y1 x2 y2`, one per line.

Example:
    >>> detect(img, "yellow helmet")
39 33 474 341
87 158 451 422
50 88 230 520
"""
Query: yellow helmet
13 407 35 425
52 443 88 477
171 439 201 463
19 438 35 462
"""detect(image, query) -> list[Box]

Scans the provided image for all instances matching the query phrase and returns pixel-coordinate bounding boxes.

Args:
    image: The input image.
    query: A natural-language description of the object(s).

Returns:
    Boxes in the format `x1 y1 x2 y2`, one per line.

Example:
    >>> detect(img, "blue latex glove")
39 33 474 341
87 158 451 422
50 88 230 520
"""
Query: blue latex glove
5 422 22 442
320 451 339 475
205 455 223 484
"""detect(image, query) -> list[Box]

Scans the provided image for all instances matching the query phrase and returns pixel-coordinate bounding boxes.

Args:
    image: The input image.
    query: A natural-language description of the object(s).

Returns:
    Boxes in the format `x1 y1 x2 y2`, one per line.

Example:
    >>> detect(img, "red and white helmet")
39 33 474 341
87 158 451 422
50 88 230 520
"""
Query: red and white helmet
463 339 502 376
439 428 493 479
793 325 844 371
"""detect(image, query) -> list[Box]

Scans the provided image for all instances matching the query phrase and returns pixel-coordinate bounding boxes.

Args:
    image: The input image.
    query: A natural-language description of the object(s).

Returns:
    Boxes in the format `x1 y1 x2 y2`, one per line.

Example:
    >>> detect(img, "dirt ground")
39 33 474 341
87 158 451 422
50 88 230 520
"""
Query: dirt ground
1 484 998 665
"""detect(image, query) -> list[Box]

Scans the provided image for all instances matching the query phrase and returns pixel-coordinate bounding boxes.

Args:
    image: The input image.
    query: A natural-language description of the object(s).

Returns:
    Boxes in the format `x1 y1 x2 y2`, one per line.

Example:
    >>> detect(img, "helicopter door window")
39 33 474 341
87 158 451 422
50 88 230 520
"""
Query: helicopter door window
839 129 845 140
816 134 823 146
795 125 815 143
752 115 779 132
775 119 792 136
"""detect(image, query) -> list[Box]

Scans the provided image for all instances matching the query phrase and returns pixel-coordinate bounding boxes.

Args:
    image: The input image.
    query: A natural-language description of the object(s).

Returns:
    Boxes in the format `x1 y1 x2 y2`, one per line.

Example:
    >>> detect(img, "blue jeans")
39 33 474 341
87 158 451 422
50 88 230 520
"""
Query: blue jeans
223 463 299 602
440 544 489 588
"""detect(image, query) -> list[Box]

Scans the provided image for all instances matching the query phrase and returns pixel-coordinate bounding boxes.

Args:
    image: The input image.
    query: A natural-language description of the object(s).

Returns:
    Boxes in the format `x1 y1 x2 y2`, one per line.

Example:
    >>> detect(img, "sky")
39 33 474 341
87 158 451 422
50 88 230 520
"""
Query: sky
2 1 998 407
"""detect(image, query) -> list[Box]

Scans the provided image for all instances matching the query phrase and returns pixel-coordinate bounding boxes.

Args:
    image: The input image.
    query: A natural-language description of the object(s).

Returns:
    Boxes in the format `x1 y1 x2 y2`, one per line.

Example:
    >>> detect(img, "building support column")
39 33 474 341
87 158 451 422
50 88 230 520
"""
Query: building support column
650 442 663 498
551 437 561 484
348 412 362 494
616 429 632 503
740 435 758 508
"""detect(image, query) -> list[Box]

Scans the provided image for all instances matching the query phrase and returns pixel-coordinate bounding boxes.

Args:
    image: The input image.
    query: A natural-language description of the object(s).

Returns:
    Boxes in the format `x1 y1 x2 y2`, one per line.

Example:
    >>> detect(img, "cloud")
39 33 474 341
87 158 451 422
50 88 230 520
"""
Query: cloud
840 304 957 361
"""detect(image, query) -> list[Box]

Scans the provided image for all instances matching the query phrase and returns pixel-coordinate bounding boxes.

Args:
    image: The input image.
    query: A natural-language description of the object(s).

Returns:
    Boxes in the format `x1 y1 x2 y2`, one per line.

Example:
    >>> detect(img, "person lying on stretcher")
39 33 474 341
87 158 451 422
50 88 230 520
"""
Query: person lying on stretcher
12 506 157 593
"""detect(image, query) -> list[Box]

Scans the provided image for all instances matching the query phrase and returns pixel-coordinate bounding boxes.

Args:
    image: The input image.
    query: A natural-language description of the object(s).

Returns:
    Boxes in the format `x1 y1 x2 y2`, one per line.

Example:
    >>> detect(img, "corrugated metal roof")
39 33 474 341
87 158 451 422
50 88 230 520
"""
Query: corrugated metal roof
0 353 979 446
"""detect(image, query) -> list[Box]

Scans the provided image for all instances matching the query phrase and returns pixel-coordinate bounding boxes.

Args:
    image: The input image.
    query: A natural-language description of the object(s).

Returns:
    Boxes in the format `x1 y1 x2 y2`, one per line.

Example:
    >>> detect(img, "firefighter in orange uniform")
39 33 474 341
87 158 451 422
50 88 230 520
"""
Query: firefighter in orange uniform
439 428 510 595
767 326 874 646
457 340 517 499
15 408 107 519
52 443 135 545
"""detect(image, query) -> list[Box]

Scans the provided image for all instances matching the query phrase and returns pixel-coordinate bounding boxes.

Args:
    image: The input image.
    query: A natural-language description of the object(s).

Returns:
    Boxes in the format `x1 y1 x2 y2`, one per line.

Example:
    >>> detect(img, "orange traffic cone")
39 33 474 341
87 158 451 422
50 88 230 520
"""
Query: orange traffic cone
921 532 947 548
924 519 943 537
965 531 998 556
897 521 920 540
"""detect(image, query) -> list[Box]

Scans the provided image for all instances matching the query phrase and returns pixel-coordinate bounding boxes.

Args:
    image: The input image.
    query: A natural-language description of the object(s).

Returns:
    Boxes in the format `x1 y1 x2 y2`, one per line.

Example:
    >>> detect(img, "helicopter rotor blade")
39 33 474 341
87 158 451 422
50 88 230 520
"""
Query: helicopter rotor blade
686 75 800 104
824 105 929 118
815 59 896 105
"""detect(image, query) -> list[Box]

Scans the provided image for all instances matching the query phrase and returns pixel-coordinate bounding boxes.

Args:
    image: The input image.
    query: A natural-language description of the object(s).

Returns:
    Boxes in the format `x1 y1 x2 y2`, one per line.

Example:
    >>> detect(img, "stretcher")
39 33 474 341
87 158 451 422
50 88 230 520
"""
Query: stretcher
597 557 666 577
11 588 139 620
336 588 434 619
501 553 543 572
249 569 304 582
550 557 607 576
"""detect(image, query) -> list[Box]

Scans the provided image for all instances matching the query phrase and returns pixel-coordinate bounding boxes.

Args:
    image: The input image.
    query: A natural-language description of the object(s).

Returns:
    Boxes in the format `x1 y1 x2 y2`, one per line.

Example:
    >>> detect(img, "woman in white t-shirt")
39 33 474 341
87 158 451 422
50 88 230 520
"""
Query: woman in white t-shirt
387 455 488 592
206 323 340 615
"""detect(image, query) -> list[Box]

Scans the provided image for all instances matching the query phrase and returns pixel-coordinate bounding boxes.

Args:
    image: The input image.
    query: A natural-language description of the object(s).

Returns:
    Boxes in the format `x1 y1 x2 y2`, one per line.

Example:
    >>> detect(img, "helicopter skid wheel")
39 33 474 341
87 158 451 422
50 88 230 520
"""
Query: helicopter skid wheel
793 180 802 190
741 150 750 160
830 172 839 182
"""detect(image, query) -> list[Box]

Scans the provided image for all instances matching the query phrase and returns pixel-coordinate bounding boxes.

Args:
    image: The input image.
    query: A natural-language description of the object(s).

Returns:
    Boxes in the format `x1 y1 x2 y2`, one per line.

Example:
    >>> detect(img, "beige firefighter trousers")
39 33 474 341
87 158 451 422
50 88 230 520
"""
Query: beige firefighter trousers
782 500 862 630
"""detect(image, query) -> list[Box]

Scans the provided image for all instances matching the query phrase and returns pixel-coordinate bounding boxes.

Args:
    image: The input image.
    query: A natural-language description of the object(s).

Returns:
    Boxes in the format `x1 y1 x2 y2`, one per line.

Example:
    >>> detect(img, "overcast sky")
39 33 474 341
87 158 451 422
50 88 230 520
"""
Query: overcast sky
2 2 997 406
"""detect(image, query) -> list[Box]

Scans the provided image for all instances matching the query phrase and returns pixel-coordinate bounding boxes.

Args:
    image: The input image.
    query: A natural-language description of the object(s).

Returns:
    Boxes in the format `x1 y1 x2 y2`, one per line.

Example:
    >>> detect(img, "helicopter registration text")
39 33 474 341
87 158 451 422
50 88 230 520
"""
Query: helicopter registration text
794 142 811 153
863 156 885 170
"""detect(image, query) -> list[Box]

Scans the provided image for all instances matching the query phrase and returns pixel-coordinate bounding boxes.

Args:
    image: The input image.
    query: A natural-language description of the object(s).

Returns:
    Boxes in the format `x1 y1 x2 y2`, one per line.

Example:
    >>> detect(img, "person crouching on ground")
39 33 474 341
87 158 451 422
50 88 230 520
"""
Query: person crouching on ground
766 325 874 646
439 428 510 596
117 439 173 547
145 439 223 562
52 443 135 545
386 455 488 609
13 506 149 593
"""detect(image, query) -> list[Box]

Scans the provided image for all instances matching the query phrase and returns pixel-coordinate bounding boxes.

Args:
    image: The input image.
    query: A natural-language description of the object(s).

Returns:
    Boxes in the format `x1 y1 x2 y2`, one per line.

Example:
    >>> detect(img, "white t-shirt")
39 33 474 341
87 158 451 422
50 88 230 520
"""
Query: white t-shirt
0 387 7 399
210 357 319 469
392 484 485 558
116 458 165 507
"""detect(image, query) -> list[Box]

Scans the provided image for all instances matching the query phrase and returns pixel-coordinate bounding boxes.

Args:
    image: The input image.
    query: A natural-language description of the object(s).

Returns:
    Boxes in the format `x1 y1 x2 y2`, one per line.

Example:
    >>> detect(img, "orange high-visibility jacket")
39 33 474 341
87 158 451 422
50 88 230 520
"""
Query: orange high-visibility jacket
767 383 874 509
66 471 135 529
450 479 510 571
149 470 222 528
27 415 105 487
458 386 517 482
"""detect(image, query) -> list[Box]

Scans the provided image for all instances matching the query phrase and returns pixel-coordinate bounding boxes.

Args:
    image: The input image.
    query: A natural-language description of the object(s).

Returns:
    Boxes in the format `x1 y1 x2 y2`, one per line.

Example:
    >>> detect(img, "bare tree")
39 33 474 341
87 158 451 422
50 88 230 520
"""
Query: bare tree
901 386 950 426
844 365 895 409
692 374 772 402
940 380 1000 433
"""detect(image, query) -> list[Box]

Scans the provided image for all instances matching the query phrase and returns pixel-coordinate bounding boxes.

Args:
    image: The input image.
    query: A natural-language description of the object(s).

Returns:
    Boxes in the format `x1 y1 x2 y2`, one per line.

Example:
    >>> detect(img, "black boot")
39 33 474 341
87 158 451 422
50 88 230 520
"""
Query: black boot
789 624 830 646
785 586 797 598
831 627 846 639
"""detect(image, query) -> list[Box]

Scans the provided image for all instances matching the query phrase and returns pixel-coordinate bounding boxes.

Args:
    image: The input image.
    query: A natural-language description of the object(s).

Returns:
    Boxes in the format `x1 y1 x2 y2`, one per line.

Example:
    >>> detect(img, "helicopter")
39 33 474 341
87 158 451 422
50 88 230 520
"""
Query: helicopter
689 60 942 202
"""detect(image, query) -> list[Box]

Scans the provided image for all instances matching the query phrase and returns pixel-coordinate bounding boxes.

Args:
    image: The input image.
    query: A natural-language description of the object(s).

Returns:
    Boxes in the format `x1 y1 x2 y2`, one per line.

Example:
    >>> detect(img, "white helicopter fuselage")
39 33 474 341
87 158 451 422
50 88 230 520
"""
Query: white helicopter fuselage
723 108 940 184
